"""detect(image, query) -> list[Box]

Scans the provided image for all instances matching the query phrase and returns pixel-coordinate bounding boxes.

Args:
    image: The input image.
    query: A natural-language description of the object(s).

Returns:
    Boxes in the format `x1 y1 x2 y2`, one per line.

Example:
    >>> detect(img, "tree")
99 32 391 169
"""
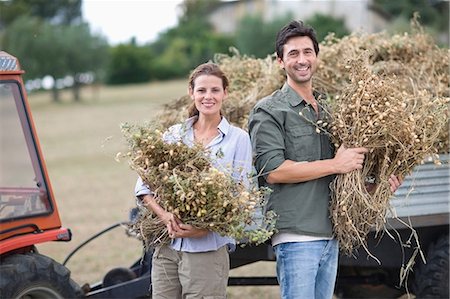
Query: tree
151 37 191 80
0 0 82 29
305 13 350 42
3 15 108 101
235 14 293 58
102 0 232 83
106 42 154 85
62 23 109 100
371 0 449 33
178 0 220 23
148 0 233 80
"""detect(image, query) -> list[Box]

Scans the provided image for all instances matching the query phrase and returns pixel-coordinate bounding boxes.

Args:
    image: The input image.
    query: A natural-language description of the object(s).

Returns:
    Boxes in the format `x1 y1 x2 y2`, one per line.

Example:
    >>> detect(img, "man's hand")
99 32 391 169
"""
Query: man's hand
365 174 403 194
333 145 369 174
389 174 402 193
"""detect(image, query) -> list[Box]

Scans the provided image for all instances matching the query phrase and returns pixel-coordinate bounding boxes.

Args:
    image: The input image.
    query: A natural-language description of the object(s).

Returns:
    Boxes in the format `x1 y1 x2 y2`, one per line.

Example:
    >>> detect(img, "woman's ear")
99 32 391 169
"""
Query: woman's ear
188 87 194 98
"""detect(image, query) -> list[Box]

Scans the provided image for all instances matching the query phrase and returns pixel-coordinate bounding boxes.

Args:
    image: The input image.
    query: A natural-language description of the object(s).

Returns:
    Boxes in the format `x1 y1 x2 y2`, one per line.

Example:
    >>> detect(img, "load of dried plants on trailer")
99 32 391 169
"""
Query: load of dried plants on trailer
119 123 276 249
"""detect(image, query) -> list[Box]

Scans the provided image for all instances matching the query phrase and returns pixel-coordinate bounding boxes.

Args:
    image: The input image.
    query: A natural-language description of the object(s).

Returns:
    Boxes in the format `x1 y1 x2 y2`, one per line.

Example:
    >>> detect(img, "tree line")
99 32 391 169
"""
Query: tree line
0 0 447 102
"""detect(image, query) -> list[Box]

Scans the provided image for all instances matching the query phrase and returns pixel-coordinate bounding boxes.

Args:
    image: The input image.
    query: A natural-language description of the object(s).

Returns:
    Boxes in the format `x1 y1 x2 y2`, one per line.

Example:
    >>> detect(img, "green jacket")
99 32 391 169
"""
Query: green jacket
248 83 335 237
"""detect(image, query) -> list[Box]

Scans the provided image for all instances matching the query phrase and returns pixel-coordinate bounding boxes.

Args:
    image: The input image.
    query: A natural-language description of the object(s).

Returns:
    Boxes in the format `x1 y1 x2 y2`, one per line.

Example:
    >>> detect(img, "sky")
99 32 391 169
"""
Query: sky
82 0 184 45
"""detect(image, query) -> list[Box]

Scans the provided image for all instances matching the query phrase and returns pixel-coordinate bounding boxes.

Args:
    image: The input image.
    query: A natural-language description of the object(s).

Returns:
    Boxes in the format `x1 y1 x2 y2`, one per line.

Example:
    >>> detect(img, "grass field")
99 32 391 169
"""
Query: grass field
30 80 280 298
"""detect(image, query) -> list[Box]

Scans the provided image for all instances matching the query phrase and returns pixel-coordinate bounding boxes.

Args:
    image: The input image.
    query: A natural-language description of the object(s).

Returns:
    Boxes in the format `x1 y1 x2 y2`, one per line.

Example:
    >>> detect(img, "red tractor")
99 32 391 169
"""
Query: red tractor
0 51 84 298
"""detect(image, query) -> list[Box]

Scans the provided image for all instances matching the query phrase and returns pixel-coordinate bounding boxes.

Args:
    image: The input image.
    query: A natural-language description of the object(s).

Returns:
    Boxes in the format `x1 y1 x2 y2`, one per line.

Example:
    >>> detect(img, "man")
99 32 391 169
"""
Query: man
248 20 401 299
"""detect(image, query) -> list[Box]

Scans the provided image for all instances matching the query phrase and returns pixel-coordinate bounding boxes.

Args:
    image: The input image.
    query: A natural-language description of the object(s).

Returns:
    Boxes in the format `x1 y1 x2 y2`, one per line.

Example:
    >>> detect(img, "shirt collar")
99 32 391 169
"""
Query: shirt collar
281 83 304 107
184 115 230 136
281 82 323 107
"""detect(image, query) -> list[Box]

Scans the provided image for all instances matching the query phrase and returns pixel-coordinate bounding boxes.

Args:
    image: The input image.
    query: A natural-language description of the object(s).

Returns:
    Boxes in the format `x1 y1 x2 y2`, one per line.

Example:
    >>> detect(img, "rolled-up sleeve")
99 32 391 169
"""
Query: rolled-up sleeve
134 176 153 197
249 106 286 180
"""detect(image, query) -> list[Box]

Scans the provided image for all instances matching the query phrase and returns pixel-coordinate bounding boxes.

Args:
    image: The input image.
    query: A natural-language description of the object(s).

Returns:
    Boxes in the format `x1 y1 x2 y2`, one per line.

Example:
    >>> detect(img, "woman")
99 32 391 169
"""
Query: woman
135 63 253 299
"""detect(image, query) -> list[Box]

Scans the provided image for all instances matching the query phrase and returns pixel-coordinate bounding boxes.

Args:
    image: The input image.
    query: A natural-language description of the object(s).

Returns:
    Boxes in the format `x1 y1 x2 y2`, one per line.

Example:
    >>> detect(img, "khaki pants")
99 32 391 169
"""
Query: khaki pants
151 245 229 299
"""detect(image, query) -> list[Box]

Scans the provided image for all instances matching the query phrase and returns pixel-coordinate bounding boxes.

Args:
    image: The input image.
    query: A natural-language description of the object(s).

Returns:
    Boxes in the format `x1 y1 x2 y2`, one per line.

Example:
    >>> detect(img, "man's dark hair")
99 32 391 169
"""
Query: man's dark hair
276 20 319 59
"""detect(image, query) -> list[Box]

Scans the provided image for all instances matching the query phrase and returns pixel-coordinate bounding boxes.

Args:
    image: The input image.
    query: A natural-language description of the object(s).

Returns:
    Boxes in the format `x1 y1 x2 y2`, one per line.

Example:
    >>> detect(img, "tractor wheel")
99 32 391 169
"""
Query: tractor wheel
0 252 84 299
412 234 449 298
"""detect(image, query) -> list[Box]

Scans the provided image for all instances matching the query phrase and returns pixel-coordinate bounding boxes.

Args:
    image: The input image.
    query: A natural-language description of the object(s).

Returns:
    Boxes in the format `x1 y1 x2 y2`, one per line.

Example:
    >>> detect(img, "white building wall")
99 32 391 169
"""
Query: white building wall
209 0 387 35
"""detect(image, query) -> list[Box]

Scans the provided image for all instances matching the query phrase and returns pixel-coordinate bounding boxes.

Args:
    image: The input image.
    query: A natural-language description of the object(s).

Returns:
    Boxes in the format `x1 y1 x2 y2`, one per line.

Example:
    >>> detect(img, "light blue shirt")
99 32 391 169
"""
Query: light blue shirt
135 116 254 252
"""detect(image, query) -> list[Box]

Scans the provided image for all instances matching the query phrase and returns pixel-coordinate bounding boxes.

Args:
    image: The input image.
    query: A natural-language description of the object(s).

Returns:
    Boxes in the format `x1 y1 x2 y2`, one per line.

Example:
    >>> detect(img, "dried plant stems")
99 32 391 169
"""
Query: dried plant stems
119 122 276 249
316 15 449 155
330 171 389 261
326 52 448 255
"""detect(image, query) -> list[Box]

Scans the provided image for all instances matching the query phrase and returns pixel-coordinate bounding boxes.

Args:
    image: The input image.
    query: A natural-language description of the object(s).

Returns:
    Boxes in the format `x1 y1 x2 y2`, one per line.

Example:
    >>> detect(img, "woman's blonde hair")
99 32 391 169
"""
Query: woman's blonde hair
187 63 229 117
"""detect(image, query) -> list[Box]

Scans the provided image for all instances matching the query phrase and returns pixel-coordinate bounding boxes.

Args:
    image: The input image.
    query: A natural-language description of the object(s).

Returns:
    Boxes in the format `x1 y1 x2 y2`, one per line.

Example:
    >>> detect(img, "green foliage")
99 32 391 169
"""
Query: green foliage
151 37 191 80
235 14 293 58
178 0 221 23
149 18 234 80
373 0 449 32
107 43 154 85
142 0 233 80
234 13 348 58
3 16 108 80
107 0 232 84
0 0 29 29
2 15 108 101
305 13 350 42
63 23 109 77
0 0 82 28
3 16 65 80
1 0 235 89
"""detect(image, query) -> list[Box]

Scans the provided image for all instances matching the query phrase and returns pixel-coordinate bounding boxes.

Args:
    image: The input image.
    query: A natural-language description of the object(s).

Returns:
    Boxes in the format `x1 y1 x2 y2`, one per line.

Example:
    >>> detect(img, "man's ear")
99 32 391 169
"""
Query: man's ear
277 57 285 70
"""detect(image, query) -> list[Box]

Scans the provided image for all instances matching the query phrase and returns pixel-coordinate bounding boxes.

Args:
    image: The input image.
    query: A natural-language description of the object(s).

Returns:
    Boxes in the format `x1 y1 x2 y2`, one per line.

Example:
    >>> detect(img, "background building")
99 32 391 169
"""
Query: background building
209 0 389 35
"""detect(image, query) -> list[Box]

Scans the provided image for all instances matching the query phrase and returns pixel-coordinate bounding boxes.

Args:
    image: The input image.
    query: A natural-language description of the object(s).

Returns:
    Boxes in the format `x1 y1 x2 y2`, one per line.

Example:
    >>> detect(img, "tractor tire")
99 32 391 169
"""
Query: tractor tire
412 234 449 299
0 252 84 299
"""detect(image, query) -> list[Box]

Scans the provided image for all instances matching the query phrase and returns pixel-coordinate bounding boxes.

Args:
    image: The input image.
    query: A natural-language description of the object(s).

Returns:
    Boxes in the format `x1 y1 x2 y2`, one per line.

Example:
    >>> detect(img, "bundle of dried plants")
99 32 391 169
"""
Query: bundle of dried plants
322 52 449 257
119 122 276 249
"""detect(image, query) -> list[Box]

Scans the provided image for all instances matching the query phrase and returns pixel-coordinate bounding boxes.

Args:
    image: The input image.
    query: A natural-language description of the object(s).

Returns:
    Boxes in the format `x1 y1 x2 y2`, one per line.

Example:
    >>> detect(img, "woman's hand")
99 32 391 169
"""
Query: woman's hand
160 211 182 238
140 194 183 238
171 223 209 239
